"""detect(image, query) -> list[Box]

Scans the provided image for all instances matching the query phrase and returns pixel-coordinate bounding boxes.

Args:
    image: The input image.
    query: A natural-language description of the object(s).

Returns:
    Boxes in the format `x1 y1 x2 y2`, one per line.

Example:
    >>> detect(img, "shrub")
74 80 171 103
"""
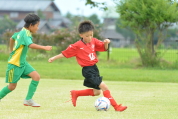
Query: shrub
2 28 103 56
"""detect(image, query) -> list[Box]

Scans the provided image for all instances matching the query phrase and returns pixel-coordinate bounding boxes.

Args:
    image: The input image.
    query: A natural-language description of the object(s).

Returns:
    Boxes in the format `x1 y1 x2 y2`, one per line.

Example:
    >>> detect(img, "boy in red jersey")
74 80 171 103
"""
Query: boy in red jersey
48 20 127 111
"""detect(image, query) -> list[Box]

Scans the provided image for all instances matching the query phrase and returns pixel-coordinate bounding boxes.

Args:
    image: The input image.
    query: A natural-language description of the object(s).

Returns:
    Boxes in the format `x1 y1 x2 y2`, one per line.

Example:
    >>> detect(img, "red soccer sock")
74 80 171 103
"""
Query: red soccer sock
76 89 95 96
103 90 118 107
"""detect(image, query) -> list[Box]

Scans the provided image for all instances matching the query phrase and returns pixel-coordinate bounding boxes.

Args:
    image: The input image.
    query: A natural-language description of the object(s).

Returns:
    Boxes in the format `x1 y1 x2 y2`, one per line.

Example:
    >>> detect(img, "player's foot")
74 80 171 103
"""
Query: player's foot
70 90 78 107
114 104 127 111
23 99 40 107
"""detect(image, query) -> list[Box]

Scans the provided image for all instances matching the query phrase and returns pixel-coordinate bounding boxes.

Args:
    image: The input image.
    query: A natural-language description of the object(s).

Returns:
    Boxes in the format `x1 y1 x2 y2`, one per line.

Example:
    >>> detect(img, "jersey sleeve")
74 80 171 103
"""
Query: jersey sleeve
23 35 33 46
94 38 106 51
11 32 19 40
62 44 78 58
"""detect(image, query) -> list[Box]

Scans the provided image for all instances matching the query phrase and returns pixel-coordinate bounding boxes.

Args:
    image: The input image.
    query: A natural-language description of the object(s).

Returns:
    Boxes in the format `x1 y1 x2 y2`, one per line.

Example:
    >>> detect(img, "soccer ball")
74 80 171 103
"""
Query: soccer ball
94 97 110 111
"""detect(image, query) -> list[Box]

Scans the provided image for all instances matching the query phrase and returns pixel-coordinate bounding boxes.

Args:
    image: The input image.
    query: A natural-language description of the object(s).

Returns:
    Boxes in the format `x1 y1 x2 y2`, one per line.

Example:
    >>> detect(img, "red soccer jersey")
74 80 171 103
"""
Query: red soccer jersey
62 38 107 67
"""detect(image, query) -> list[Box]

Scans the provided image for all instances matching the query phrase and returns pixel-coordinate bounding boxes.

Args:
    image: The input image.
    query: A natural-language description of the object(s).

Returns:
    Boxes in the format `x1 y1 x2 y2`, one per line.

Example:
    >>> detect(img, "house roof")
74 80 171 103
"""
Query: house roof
48 20 63 28
100 29 124 39
48 18 71 28
100 18 125 40
0 0 60 12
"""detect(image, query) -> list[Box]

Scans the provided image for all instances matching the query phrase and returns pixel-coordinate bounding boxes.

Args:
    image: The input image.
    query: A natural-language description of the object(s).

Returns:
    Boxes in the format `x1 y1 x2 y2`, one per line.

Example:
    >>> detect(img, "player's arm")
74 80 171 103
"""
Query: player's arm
9 38 15 52
103 39 110 50
29 43 52 51
48 53 65 63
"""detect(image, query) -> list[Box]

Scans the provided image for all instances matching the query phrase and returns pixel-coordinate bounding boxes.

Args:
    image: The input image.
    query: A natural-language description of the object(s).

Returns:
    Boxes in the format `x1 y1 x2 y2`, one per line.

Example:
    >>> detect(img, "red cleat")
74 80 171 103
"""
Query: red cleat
114 104 127 112
70 90 78 107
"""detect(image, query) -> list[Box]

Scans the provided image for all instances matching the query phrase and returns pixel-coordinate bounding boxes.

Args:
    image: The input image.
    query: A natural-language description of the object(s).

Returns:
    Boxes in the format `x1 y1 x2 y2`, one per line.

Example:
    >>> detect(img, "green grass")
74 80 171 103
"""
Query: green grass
99 48 178 62
1 44 178 83
0 58 178 83
99 48 139 62
0 78 178 119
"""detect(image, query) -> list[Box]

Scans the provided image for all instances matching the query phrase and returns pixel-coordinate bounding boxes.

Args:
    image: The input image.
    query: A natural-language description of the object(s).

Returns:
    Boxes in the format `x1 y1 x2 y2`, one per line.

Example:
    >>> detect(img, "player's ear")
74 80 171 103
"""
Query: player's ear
79 34 83 38
28 23 32 29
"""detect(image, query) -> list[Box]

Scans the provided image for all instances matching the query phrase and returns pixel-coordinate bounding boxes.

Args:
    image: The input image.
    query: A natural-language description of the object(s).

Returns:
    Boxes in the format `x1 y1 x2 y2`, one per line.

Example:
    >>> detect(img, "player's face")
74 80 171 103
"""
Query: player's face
29 22 40 33
80 31 93 43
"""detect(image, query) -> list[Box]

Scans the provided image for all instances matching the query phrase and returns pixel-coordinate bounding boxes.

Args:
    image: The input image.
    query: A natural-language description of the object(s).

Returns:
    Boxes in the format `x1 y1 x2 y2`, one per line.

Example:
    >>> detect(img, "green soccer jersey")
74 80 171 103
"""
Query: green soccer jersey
8 27 33 67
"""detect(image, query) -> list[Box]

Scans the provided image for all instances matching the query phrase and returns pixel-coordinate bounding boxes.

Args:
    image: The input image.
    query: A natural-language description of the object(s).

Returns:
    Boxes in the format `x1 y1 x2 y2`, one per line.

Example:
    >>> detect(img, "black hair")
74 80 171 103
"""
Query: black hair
78 20 94 34
24 13 40 28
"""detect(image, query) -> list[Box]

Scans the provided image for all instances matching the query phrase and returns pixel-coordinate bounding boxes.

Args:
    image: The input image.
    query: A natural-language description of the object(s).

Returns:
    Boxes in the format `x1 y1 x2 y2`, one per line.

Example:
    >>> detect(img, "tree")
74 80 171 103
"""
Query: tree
0 15 16 34
37 9 45 19
115 18 135 41
65 12 86 28
65 12 102 30
117 0 178 66
88 14 100 25
0 15 17 44
83 0 108 10
88 14 102 29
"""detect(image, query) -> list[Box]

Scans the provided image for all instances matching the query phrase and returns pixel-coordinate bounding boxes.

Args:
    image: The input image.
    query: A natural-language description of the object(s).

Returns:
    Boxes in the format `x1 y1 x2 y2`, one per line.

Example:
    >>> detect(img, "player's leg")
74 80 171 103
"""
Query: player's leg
70 77 102 107
24 71 40 107
70 88 96 107
99 82 127 112
8 83 17 91
0 83 16 100
70 75 103 107
0 64 21 100
71 65 102 107
93 89 101 96
23 63 40 107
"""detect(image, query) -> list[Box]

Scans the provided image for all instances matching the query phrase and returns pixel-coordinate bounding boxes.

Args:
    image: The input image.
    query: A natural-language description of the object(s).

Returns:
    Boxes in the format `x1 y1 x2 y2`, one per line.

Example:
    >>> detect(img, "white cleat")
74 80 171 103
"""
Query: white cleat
23 99 40 107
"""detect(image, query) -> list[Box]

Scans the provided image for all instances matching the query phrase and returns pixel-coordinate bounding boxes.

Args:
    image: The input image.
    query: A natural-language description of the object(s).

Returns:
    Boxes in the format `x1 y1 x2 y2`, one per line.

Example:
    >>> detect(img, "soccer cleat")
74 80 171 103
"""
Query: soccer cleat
23 99 40 107
70 90 78 107
114 104 127 112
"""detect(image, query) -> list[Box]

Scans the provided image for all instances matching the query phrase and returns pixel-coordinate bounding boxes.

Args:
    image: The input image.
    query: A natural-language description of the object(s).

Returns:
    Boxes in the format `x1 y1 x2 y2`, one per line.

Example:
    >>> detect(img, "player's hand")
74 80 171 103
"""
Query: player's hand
45 46 52 51
104 39 110 44
48 57 55 63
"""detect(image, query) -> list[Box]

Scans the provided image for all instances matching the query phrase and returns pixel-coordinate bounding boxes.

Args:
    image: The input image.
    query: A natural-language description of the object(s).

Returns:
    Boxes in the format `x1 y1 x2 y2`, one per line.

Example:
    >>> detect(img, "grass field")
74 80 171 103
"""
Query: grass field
1 60 178 83
1 45 178 118
0 78 178 119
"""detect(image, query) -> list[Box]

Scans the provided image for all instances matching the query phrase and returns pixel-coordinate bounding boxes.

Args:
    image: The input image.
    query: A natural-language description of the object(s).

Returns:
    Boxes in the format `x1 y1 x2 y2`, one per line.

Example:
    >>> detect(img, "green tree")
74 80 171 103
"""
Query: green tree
0 15 17 44
65 12 85 29
88 14 102 29
115 18 135 41
65 12 102 30
117 0 178 66
83 0 107 10
88 14 100 25
0 15 16 34
37 9 45 19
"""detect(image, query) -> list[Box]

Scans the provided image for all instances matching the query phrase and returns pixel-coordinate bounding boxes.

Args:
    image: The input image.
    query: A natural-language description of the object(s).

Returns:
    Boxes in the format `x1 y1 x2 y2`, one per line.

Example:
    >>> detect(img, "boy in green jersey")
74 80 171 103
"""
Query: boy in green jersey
0 13 52 107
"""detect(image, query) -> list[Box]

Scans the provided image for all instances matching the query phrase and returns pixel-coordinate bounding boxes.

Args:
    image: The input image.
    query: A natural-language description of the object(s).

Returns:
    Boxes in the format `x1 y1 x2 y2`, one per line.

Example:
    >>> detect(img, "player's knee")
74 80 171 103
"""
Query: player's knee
99 83 109 91
94 90 101 96
8 84 17 91
32 74 40 81
35 74 40 81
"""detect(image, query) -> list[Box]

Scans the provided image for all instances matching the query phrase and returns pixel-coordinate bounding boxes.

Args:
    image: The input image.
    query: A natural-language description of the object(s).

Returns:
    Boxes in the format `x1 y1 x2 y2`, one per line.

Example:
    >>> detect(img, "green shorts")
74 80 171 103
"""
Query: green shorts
6 63 35 83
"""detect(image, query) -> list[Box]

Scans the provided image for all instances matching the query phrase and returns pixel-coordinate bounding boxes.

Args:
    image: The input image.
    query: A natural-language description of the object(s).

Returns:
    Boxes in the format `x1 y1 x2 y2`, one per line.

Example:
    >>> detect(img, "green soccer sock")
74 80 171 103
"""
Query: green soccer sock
0 86 12 99
25 80 39 100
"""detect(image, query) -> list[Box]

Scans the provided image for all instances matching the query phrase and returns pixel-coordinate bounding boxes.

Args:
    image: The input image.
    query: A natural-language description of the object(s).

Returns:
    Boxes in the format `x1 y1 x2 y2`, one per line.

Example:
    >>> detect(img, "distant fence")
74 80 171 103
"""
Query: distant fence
159 40 178 62
108 39 178 62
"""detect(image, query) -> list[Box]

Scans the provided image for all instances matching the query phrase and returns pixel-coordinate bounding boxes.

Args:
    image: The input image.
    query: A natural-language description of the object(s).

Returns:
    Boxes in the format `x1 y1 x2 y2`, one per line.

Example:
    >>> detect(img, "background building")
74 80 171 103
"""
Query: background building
0 0 71 34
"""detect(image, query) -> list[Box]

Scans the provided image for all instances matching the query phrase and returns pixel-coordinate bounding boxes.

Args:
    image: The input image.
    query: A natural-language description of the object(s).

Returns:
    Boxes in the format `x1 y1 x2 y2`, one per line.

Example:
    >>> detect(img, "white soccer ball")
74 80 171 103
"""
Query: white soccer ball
94 97 110 111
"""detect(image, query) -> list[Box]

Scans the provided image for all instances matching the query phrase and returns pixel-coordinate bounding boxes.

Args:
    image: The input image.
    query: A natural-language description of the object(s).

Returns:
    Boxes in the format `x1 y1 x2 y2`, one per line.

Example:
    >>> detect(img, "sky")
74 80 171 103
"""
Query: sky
54 0 118 18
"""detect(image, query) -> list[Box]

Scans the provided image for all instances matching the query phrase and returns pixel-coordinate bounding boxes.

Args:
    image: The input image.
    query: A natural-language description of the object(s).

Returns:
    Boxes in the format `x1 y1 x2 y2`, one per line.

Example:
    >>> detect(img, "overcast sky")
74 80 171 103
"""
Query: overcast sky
54 0 116 18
